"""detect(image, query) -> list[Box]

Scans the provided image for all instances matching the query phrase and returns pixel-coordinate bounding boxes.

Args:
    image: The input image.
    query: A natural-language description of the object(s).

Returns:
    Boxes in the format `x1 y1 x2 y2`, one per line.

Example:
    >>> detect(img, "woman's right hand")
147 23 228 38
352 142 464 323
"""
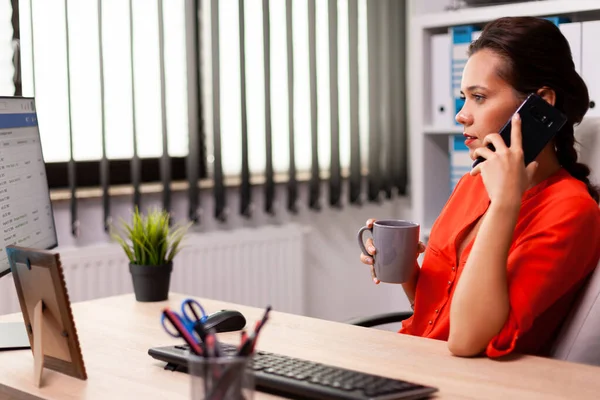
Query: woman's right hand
359 218 426 285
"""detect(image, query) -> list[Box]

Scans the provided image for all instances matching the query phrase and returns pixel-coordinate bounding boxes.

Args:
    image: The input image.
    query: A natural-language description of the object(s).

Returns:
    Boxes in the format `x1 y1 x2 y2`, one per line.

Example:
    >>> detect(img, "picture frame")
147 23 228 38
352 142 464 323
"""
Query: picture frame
6 245 87 387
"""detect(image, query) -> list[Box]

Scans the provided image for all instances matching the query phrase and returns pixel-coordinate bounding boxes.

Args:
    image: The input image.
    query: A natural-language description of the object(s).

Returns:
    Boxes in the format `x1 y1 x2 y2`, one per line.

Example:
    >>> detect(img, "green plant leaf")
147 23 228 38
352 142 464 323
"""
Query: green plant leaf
166 222 192 262
108 206 190 266
112 234 134 262
133 236 152 265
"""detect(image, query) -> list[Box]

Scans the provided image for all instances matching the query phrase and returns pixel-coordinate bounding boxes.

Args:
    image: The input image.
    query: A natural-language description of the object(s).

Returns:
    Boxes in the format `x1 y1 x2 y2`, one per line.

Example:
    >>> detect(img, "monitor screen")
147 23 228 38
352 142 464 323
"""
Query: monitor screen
0 97 58 279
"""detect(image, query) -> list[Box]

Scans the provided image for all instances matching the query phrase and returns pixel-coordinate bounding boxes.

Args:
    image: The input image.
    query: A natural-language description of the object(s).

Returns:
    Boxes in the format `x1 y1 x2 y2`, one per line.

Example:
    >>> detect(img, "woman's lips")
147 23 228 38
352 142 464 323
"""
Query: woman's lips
463 133 477 146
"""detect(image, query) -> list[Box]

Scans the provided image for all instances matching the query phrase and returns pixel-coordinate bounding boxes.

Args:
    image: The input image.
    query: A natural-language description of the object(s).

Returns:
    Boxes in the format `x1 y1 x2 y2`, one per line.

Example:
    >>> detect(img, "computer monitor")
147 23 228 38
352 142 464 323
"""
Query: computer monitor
0 97 58 278
0 96 58 350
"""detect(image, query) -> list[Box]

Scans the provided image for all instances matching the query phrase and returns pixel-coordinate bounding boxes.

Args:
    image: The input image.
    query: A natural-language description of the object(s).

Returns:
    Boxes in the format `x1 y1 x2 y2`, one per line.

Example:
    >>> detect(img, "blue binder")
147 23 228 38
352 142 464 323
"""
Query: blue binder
545 16 569 26
449 135 471 193
450 25 477 126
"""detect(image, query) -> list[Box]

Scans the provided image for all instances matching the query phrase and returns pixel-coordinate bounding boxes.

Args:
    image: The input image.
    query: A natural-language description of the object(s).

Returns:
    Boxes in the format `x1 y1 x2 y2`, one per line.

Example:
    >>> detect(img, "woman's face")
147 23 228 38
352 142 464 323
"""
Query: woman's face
455 49 522 160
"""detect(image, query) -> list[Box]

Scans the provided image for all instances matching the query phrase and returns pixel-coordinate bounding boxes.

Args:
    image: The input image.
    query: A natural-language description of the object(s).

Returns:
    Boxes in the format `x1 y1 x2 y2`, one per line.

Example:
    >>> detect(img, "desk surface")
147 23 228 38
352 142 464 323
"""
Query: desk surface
0 293 599 400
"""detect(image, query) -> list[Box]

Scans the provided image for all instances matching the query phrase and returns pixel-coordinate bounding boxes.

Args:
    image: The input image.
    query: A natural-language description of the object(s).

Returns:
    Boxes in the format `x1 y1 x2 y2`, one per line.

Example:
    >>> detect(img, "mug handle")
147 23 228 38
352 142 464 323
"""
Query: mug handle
357 226 372 257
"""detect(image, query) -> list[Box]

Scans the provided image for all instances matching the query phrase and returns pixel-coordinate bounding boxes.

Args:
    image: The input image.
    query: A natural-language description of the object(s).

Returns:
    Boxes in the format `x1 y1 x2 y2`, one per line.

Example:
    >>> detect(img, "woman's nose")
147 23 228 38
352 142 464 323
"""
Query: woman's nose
455 110 472 126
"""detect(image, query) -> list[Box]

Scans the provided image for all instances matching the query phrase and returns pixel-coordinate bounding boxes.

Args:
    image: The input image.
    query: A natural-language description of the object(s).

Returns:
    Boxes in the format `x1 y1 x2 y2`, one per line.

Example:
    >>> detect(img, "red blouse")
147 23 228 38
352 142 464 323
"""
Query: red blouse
399 168 600 358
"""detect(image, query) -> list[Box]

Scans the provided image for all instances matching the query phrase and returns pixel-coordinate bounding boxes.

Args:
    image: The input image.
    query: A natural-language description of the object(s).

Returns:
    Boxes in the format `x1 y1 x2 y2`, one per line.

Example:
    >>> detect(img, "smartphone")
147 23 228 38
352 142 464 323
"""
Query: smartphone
471 93 567 169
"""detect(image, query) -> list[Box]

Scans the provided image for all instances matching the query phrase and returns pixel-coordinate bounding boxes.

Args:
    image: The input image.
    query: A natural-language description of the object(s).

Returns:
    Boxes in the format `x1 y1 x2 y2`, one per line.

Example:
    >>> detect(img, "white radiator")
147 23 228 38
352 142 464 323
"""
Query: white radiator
0 224 308 316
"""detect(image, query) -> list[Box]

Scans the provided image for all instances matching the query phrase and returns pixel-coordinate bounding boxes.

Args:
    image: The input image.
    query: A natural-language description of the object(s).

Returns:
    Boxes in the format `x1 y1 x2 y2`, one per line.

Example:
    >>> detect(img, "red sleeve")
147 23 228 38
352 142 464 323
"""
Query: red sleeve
486 196 600 358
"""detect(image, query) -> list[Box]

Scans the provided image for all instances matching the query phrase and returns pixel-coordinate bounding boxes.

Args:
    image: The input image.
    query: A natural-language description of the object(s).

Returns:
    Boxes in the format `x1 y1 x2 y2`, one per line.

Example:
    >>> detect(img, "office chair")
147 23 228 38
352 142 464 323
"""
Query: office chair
346 311 412 328
347 260 600 367
546 120 600 366
549 259 600 366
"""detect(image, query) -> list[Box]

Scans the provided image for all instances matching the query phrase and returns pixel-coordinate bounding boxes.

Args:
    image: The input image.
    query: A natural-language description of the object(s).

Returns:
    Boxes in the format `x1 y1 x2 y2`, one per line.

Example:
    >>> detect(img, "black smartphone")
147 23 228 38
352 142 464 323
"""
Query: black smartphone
471 93 567 169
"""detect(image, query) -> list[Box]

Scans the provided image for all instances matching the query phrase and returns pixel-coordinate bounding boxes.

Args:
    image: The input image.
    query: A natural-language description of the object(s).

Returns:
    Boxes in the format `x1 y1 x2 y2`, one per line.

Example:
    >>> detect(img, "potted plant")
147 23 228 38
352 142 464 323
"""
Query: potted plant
110 207 191 302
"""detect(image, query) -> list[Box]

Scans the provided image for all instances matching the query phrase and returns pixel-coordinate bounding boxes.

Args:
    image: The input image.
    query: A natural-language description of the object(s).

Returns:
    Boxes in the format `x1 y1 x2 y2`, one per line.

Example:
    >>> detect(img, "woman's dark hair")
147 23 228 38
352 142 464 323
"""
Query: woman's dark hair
468 17 600 203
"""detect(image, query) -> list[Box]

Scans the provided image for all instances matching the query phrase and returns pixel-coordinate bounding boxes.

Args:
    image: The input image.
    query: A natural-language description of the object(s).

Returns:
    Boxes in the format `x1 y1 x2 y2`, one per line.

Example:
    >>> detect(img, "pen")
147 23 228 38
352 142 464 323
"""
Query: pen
209 329 223 358
205 334 215 358
237 322 259 356
204 333 222 398
237 306 271 356
251 306 271 352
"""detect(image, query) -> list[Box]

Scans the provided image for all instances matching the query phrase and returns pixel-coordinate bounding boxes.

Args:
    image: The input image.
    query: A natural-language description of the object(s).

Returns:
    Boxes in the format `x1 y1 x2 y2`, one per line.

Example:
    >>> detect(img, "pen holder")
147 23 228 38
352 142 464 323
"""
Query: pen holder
189 354 254 400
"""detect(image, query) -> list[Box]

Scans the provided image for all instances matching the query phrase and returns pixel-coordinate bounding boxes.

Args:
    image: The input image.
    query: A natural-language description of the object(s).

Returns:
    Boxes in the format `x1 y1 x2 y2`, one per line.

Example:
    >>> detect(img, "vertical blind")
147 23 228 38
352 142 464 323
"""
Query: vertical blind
4 0 407 235
13 0 196 235
204 0 408 219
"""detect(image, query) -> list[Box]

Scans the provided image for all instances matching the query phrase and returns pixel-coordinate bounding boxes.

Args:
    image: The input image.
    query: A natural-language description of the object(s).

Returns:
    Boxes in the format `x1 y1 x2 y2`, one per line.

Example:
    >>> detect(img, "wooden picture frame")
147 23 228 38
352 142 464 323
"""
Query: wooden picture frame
6 245 87 387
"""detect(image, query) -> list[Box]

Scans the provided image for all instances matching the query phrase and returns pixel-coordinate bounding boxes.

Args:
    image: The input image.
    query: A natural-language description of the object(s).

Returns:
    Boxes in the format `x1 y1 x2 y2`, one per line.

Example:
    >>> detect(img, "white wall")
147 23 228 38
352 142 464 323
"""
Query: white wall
51 181 414 326
575 118 600 186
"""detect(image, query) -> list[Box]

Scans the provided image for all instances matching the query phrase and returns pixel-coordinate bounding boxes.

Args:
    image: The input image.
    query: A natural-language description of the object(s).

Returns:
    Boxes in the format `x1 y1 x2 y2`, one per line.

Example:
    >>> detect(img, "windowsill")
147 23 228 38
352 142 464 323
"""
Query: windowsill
49 168 371 202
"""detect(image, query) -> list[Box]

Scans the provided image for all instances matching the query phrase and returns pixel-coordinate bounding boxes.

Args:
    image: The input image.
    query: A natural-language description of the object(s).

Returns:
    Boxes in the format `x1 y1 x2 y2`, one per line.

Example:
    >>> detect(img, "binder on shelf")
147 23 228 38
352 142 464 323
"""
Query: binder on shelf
582 20 600 118
449 135 471 194
431 33 453 127
545 16 569 26
559 21 582 75
451 25 477 125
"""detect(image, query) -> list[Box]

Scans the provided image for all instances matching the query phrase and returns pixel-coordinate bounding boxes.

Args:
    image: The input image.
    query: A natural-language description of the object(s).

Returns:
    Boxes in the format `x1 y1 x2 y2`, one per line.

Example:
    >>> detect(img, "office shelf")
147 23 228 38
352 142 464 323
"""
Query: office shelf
415 0 600 29
423 125 463 135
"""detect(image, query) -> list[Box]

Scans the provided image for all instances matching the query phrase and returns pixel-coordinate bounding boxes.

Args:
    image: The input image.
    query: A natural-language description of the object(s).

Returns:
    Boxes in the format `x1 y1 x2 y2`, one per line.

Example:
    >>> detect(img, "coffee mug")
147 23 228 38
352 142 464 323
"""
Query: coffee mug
357 220 420 284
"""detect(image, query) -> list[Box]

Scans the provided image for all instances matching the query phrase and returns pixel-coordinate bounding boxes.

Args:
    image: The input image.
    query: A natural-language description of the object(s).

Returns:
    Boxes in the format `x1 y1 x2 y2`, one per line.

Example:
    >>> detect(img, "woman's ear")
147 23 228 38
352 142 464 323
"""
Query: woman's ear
536 87 557 106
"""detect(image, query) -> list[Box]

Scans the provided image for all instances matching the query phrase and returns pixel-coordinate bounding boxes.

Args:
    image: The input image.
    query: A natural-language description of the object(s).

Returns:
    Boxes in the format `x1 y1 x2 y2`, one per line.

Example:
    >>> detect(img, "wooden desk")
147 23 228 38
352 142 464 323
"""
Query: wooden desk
0 293 598 399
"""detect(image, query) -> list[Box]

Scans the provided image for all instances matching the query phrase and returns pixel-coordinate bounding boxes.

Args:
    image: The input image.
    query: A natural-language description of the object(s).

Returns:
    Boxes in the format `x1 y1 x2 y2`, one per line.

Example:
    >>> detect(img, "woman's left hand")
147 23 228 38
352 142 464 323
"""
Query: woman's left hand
470 113 538 209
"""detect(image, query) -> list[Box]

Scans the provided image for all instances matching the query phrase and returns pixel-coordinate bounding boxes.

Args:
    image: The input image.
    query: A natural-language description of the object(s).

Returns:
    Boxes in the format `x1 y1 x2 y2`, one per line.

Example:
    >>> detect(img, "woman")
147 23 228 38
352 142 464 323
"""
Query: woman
360 17 600 358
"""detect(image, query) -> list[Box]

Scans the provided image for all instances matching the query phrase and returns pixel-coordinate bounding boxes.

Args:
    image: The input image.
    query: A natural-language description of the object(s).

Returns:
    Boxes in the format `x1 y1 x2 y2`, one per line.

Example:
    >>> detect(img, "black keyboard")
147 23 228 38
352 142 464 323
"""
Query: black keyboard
148 343 438 400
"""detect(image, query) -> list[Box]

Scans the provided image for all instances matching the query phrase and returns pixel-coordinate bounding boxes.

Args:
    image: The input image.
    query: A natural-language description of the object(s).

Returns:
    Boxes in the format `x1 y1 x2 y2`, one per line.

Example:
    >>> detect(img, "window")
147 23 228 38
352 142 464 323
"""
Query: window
204 0 370 177
1 0 408 226
2 0 204 189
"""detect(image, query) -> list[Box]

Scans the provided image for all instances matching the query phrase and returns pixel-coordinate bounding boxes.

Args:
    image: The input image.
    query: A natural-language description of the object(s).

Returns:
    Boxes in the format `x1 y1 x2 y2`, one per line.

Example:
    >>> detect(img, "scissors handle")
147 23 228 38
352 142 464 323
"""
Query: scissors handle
161 311 199 339
162 309 204 355
181 298 207 323
161 312 182 338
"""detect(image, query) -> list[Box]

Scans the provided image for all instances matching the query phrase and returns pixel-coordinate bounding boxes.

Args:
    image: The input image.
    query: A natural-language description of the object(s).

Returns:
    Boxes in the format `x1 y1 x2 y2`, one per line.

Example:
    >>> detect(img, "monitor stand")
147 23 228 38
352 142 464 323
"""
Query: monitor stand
0 321 30 350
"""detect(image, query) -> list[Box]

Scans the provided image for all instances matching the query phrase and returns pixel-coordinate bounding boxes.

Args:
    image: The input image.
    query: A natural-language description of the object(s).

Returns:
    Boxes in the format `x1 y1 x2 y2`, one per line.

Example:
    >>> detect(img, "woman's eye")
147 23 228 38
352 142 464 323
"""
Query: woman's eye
459 94 466 100
472 94 485 103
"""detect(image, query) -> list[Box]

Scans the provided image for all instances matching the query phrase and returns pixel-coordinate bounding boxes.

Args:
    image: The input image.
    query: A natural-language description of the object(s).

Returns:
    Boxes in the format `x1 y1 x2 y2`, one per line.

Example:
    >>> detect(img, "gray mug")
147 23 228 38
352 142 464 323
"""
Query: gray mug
357 220 420 283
